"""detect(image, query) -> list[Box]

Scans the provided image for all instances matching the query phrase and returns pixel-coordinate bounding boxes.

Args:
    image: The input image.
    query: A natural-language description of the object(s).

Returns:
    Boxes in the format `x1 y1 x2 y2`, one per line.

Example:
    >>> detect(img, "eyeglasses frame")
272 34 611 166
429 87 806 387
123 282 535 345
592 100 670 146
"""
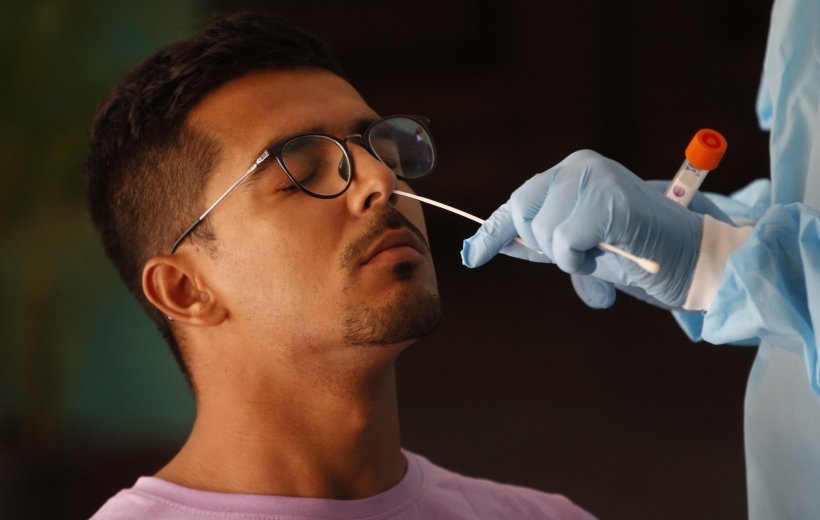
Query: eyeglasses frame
169 114 434 254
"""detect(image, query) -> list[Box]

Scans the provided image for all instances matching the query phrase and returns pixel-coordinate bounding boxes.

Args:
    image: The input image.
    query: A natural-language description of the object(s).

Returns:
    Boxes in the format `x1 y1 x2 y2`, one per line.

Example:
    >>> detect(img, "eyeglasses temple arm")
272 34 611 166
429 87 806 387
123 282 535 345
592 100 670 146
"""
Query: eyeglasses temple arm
169 150 270 254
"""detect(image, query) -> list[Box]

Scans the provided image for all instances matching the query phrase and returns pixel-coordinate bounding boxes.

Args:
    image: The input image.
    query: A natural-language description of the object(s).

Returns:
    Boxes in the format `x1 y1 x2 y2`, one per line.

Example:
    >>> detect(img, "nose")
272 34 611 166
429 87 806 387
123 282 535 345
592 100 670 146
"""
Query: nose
344 142 397 216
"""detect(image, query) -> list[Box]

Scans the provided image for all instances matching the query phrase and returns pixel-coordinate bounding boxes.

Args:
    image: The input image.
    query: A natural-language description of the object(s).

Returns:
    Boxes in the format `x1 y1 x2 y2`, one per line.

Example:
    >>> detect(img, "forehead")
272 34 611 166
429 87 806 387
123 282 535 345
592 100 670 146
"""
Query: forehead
189 68 376 162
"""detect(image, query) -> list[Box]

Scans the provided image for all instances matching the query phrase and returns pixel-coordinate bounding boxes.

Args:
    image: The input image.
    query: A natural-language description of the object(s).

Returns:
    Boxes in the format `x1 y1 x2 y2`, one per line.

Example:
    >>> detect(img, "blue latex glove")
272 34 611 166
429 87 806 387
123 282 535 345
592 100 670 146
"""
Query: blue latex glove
570 180 736 309
461 150 704 309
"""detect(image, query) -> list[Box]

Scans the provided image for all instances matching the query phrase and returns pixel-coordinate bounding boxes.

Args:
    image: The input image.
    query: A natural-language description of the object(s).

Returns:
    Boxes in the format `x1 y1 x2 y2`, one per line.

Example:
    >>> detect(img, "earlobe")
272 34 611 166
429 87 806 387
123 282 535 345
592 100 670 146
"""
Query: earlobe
142 256 227 326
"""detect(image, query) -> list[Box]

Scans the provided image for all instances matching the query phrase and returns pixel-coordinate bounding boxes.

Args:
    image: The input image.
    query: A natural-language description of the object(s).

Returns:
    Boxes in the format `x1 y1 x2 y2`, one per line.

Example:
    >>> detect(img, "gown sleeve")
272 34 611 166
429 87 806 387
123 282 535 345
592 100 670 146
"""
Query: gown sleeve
674 180 820 395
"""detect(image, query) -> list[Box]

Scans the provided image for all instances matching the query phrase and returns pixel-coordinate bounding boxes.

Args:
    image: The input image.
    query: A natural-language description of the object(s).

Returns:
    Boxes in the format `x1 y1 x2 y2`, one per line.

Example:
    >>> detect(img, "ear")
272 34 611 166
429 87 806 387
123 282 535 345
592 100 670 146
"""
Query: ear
142 255 228 326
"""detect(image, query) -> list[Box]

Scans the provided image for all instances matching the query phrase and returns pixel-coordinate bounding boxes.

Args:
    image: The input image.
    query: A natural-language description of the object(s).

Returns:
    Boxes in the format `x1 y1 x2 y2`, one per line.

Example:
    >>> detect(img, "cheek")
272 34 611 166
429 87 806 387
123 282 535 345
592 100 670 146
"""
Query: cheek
216 204 346 322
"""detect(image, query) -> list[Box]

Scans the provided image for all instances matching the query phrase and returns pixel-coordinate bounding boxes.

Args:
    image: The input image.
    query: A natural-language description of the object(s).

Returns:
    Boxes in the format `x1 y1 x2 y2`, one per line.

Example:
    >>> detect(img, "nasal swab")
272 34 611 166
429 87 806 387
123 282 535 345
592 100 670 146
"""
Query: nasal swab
393 190 660 274
394 190 486 225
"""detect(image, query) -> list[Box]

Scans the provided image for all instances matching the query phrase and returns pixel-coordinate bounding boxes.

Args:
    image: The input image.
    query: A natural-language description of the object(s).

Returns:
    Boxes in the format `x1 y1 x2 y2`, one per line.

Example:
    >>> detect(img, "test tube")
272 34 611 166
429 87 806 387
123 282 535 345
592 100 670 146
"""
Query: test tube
665 128 727 207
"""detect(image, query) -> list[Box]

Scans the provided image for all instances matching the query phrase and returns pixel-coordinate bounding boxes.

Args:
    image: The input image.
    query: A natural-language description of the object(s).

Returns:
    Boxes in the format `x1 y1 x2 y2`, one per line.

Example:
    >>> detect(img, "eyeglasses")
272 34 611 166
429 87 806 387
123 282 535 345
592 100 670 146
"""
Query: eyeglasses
170 115 436 254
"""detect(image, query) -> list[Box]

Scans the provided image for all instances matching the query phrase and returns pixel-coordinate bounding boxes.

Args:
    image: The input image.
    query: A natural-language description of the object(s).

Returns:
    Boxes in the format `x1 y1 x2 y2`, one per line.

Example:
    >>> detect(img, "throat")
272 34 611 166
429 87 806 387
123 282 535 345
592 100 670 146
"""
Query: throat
155 367 405 499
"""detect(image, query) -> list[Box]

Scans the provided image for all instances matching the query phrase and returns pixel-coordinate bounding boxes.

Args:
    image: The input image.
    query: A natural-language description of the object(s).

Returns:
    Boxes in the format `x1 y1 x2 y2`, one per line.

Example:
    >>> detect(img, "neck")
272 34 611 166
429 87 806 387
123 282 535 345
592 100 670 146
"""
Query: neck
156 360 405 499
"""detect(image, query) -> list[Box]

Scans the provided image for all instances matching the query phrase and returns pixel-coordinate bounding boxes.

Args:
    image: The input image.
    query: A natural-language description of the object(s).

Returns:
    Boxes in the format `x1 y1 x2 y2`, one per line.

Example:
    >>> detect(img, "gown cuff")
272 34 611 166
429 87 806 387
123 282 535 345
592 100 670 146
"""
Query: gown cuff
683 214 754 311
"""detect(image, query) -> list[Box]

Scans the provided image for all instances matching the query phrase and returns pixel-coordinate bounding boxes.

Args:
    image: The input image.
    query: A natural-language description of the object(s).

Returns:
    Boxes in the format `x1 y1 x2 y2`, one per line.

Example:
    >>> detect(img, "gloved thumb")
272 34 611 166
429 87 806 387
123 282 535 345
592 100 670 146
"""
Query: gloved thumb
570 274 616 309
461 202 518 268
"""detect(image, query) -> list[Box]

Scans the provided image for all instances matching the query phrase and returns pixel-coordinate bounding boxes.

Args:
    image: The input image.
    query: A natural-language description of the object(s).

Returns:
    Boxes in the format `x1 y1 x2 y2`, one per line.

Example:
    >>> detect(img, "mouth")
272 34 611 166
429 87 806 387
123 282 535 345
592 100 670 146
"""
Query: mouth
361 228 428 266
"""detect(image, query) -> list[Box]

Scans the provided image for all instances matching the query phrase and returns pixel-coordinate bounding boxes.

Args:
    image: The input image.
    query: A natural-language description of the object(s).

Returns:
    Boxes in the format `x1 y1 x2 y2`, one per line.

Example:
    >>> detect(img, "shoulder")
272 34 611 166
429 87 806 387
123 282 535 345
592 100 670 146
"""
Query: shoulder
408 452 595 520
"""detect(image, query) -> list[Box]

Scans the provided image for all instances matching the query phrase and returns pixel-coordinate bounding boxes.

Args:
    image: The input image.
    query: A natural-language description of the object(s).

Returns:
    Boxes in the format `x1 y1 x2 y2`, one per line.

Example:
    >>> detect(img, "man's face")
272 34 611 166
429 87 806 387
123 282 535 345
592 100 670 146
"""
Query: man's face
184 68 440 364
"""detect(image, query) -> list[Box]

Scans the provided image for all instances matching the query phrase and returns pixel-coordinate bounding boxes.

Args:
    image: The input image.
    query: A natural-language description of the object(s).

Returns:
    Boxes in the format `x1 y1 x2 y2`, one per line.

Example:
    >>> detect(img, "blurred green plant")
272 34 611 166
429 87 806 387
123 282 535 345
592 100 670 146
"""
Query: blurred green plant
0 0 204 451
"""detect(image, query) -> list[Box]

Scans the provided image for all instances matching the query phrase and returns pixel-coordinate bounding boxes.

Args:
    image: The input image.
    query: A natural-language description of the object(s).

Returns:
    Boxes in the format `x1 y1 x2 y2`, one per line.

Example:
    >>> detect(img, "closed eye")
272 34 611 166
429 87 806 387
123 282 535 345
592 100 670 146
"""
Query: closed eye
240 161 297 194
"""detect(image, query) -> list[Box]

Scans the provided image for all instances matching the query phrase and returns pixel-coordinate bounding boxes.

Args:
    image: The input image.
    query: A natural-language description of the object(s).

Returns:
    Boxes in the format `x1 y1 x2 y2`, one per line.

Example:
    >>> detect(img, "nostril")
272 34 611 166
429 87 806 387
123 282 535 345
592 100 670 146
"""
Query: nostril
363 191 382 210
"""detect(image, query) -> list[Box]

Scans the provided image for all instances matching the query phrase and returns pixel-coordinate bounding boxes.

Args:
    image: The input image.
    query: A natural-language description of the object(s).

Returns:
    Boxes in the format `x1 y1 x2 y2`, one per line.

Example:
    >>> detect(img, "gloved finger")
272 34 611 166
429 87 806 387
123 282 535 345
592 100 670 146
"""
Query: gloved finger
520 170 581 260
498 240 553 264
645 180 733 224
571 274 616 309
461 202 519 268
551 214 606 274
686 193 734 224
506 172 556 252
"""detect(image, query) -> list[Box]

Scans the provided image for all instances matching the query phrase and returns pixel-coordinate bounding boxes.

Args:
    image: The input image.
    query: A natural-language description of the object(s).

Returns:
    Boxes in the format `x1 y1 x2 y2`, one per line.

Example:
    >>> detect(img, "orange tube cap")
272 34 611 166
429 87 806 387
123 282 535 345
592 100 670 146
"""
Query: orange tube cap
685 128 727 171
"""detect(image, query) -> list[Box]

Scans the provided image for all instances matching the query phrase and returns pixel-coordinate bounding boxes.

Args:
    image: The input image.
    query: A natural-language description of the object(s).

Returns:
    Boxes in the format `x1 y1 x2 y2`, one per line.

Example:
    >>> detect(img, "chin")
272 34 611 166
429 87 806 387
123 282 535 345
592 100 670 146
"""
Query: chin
341 282 441 347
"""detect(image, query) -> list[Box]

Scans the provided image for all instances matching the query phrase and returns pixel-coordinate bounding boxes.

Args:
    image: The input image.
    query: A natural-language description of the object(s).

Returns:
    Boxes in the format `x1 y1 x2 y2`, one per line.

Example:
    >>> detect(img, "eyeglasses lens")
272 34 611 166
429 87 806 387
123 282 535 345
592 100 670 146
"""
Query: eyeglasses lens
369 118 435 179
281 135 351 196
279 117 434 196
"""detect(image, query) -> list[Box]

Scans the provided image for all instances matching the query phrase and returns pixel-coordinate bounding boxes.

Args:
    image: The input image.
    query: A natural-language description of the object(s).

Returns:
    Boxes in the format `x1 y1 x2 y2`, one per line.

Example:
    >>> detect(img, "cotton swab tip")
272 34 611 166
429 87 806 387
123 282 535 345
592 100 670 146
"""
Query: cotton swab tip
636 258 661 274
597 242 661 273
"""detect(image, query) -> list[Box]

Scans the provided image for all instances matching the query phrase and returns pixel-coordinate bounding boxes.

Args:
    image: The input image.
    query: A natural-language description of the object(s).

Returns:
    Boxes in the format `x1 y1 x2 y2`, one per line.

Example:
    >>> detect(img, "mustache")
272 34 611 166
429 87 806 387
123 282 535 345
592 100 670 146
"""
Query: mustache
340 206 429 269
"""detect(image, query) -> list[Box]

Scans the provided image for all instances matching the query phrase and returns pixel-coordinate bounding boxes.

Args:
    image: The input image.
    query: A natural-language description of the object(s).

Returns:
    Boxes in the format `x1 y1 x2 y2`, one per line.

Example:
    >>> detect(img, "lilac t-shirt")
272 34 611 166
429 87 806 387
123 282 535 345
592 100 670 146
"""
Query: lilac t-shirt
90 451 595 519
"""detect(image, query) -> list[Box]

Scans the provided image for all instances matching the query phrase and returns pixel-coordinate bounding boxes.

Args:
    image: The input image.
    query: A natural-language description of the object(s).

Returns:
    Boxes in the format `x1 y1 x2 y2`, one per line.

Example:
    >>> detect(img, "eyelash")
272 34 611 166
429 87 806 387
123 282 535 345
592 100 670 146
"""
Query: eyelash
255 165 298 193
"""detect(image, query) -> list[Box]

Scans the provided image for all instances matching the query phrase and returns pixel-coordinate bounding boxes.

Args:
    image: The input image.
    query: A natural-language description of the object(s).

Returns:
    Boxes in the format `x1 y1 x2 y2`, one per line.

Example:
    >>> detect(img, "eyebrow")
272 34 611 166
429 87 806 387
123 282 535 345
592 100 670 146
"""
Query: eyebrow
259 115 379 155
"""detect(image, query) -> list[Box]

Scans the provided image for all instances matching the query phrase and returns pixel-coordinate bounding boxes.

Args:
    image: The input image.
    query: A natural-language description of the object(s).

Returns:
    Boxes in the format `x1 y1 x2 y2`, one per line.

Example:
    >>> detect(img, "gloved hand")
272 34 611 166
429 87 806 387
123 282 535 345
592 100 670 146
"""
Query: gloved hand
461 150 704 309
570 180 735 309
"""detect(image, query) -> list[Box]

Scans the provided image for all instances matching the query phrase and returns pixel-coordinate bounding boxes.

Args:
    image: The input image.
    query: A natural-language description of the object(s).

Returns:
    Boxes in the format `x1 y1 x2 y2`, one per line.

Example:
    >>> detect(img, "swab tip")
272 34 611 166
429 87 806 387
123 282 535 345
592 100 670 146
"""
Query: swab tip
638 258 661 274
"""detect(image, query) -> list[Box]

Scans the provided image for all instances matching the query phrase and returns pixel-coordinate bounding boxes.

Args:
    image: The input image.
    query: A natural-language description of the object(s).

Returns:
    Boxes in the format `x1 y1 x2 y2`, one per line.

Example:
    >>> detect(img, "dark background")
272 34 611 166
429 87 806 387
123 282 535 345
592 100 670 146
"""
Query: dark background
2 1 772 518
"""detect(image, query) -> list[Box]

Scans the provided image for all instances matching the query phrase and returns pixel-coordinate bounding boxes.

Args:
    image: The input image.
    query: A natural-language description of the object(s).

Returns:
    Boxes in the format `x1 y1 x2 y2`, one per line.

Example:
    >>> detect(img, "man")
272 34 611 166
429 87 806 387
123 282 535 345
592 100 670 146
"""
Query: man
463 0 820 517
88 11 593 520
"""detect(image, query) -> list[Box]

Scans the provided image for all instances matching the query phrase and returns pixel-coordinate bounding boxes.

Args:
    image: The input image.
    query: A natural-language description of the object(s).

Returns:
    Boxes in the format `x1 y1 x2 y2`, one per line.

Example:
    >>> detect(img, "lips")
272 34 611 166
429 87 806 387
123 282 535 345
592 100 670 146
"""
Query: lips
361 229 427 265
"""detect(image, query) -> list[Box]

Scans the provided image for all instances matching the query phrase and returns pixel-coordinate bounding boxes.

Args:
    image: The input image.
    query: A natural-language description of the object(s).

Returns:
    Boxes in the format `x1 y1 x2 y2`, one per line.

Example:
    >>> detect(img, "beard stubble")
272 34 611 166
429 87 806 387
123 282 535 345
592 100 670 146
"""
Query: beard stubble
339 207 441 346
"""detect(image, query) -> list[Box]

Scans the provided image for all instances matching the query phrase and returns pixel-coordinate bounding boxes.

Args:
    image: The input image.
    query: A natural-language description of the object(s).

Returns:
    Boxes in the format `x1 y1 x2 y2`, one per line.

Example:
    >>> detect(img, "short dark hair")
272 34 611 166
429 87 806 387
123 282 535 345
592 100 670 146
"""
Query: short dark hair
86 11 345 382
